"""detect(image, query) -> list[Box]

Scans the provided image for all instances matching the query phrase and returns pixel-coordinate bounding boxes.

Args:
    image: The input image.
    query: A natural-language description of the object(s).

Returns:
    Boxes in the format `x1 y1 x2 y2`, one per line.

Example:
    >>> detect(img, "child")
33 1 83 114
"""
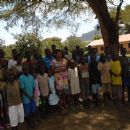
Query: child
37 64 49 116
0 49 10 129
89 55 101 107
0 72 7 129
30 64 41 122
16 55 22 77
5 69 24 130
78 57 90 108
125 57 130 103
110 54 122 105
48 70 59 109
98 54 111 104
120 48 128 102
68 60 80 106
19 64 36 129
8 49 18 69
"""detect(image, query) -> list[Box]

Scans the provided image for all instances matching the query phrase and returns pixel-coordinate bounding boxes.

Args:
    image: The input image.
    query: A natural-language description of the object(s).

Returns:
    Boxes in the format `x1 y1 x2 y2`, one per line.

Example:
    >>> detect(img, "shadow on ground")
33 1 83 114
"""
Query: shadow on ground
8 104 130 130
36 104 130 130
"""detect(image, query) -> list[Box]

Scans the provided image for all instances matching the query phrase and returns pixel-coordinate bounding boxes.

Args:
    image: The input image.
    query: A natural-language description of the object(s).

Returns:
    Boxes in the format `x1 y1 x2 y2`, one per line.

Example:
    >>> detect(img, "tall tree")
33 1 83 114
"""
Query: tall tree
0 0 125 54
41 37 63 53
15 33 42 57
64 36 87 52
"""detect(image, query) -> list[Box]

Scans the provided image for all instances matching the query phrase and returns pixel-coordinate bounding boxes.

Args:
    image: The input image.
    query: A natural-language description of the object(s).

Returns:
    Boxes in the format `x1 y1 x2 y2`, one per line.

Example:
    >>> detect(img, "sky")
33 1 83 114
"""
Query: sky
0 18 98 45
0 0 130 45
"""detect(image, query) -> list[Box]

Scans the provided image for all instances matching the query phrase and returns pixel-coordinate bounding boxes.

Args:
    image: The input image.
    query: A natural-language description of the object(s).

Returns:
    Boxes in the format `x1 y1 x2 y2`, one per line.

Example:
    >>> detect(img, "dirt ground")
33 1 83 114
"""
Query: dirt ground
20 103 130 130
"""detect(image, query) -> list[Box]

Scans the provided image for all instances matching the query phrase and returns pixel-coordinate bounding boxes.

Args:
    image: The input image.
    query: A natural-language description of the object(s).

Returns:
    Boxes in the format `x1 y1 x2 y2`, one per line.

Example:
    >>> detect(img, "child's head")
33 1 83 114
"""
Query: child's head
25 51 31 61
22 63 29 75
17 55 22 65
51 44 56 52
121 48 127 56
38 64 45 75
47 69 53 77
112 53 118 61
32 71 38 79
6 69 15 83
56 49 62 60
12 49 18 60
30 64 37 74
45 48 51 57
100 54 106 63
80 57 86 65
70 60 75 69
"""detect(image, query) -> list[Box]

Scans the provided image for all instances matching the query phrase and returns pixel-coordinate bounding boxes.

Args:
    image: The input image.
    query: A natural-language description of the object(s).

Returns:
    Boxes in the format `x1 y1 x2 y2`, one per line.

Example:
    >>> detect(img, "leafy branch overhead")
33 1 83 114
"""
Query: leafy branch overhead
0 0 127 54
0 0 125 30
0 0 89 30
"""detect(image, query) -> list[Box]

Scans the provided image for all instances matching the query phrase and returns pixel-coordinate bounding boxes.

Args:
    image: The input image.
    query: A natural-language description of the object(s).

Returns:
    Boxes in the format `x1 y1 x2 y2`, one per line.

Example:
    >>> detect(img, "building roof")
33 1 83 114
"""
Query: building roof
87 34 130 47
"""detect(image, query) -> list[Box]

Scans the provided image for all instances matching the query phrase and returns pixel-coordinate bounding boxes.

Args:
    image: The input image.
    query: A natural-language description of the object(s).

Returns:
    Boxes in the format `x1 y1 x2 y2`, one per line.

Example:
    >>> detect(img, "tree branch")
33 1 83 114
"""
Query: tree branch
115 0 124 23
107 0 119 6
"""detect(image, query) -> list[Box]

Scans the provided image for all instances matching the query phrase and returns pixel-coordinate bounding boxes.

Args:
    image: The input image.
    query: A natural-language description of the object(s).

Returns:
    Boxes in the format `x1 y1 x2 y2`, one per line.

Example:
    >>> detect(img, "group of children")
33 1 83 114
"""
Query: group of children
0 45 130 130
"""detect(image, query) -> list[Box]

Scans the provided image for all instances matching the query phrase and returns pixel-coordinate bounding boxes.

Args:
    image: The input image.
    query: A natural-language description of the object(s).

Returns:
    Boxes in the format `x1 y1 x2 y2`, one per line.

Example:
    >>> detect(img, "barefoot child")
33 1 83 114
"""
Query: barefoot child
98 54 111 104
110 54 122 105
37 64 49 116
78 57 90 108
30 64 41 122
5 69 24 130
89 55 101 107
0 49 9 129
19 64 36 129
0 70 8 129
68 60 80 106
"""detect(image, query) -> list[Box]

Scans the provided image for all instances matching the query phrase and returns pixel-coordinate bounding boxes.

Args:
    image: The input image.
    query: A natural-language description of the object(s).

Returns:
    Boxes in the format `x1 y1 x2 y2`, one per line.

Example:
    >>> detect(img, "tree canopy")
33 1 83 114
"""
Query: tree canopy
0 0 88 31
41 37 63 50
64 36 88 52
15 33 42 57
0 0 128 53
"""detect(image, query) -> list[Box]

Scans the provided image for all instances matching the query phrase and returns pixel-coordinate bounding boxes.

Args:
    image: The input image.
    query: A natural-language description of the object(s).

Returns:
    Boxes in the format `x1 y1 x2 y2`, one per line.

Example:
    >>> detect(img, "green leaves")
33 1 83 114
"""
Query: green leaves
64 36 88 52
15 33 42 57
0 0 88 30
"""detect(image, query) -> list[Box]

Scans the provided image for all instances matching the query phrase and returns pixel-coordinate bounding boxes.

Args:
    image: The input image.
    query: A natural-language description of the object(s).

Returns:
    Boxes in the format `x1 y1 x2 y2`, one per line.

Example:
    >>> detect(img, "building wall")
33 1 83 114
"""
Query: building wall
94 41 130 54
121 42 130 52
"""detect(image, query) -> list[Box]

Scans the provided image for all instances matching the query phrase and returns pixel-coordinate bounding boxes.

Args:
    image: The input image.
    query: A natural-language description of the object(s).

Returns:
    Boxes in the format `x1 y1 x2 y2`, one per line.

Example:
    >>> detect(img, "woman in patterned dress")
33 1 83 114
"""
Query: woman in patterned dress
51 49 69 109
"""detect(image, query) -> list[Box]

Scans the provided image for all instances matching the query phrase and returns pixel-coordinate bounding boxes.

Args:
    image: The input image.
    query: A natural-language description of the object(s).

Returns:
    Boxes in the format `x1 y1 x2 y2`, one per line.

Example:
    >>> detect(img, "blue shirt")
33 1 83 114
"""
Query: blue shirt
43 56 54 72
19 74 35 104
88 55 100 64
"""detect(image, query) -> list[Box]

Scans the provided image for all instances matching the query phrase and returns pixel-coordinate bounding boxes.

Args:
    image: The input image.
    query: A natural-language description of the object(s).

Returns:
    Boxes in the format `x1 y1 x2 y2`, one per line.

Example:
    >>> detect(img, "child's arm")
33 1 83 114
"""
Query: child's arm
47 77 51 94
32 77 36 100
21 89 33 100
97 63 101 71
109 70 118 77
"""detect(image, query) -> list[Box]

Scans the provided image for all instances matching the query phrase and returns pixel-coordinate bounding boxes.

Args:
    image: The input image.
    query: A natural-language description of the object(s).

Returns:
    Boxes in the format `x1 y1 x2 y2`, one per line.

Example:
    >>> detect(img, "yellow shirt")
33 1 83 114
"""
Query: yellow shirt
110 60 122 85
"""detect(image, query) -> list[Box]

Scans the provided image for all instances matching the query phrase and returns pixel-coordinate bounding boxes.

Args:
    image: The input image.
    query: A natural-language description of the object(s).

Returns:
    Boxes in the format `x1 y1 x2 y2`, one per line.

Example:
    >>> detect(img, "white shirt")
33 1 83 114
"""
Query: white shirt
48 76 59 105
8 59 17 69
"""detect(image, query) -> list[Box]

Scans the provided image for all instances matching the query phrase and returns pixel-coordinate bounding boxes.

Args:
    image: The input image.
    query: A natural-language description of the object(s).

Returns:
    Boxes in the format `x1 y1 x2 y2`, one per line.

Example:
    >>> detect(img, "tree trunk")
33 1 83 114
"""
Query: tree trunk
86 0 119 54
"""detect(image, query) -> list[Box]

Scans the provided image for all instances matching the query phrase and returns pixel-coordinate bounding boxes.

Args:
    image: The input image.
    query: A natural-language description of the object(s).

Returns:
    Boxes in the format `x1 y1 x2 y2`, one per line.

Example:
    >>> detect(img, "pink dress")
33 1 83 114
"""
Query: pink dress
34 79 40 98
51 58 68 90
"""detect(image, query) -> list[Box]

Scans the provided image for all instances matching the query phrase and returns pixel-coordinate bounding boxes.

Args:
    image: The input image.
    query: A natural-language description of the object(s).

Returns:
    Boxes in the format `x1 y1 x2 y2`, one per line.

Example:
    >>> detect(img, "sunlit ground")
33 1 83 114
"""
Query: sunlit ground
8 90 130 130
21 103 130 130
